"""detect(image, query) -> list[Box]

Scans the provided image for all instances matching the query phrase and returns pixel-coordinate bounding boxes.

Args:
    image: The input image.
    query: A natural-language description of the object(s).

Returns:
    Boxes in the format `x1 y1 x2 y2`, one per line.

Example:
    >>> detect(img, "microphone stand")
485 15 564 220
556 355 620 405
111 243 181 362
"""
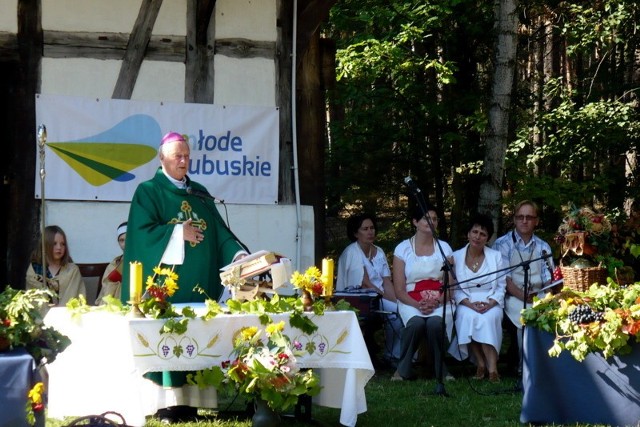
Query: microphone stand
514 261 530 392
406 181 455 397
189 190 251 254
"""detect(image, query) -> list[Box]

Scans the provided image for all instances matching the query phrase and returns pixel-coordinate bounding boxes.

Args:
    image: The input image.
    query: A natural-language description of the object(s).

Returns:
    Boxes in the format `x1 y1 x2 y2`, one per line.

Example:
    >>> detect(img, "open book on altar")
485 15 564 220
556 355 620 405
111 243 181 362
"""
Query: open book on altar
220 250 284 279
219 250 295 299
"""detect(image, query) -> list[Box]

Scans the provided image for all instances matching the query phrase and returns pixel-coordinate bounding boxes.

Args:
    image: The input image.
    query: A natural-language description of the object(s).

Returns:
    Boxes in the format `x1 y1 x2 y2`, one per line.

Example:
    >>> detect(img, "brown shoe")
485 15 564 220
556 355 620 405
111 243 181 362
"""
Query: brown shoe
488 372 501 383
473 366 486 380
391 370 404 381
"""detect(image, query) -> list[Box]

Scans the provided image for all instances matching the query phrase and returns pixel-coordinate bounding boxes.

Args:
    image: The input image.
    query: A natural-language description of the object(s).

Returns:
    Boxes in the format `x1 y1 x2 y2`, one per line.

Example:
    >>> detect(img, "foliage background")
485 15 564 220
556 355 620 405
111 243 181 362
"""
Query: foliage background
321 0 640 268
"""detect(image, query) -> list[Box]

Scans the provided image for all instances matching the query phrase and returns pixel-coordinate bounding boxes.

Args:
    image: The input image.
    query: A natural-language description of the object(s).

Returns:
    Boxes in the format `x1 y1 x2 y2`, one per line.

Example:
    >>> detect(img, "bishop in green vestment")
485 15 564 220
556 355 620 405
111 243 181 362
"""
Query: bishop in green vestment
121 131 246 395
121 135 246 304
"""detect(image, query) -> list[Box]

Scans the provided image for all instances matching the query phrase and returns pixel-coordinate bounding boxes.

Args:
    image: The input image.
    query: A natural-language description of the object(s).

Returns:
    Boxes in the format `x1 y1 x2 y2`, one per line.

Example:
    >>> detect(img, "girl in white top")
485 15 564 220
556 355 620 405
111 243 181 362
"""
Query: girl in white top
449 213 506 382
336 214 403 362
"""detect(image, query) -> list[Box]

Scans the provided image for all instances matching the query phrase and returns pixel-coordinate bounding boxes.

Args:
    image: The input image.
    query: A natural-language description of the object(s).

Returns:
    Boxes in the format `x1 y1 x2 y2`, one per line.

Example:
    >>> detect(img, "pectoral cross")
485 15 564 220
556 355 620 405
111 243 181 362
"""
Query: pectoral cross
169 201 208 247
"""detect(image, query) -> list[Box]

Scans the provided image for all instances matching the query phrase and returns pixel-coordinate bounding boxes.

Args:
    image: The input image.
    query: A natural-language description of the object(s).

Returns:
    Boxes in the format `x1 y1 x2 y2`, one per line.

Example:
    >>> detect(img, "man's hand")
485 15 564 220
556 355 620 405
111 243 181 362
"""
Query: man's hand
183 219 204 244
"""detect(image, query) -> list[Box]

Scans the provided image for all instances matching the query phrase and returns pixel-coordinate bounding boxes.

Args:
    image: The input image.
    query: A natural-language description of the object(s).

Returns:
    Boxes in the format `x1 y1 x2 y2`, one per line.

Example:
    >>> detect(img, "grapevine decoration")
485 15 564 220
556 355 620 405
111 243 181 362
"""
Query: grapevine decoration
521 280 640 362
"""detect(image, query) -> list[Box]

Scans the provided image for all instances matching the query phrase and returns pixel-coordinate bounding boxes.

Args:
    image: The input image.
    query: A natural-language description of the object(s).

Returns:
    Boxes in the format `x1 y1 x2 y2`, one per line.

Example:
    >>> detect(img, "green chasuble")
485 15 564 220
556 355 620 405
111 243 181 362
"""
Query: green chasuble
122 167 244 303
121 168 245 387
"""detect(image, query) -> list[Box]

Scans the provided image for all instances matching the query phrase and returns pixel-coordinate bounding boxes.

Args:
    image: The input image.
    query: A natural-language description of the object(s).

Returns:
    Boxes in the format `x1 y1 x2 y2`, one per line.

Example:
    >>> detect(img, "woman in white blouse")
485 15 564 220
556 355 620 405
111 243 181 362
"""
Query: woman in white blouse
392 205 455 381
449 213 506 382
336 213 402 363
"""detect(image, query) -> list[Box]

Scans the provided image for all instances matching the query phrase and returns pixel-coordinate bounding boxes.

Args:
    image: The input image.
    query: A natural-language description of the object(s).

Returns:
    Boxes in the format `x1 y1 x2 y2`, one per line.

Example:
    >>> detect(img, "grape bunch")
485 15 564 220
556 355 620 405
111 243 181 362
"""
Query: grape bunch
568 304 604 324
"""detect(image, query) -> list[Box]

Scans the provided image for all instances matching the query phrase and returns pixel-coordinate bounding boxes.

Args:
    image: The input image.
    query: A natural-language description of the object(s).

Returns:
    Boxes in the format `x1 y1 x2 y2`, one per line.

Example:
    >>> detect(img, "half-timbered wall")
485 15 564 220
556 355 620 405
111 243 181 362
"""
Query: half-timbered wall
0 0 315 285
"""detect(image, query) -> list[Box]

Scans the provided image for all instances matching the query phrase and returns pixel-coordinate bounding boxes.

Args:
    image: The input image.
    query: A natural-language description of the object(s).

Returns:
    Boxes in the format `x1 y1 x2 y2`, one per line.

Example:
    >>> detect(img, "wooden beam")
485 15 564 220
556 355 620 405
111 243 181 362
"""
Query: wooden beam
112 0 164 99
185 0 216 103
42 31 184 61
215 38 276 59
296 0 337 64
276 0 294 204
0 32 19 61
195 0 216 44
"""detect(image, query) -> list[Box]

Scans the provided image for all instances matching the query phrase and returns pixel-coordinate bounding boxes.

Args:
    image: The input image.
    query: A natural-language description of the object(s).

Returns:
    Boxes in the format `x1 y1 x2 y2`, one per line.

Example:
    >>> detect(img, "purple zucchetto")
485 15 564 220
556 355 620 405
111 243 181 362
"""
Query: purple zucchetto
160 131 186 145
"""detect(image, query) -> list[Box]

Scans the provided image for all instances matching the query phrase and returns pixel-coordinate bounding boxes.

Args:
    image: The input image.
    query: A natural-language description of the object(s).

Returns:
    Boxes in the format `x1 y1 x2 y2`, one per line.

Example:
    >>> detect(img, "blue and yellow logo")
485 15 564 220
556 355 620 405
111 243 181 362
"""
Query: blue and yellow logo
46 115 160 186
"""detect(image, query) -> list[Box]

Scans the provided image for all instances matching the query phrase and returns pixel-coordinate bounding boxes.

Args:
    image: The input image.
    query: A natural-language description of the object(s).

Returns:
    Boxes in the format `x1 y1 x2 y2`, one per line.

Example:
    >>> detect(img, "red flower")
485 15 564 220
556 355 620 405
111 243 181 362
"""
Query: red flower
312 282 324 296
270 374 291 389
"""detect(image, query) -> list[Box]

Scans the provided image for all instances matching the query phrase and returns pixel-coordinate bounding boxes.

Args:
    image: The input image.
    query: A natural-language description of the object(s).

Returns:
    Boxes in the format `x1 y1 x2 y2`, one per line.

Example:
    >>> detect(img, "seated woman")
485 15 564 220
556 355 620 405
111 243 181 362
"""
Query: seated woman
336 213 403 364
449 213 506 382
26 225 86 306
392 205 455 381
96 221 127 305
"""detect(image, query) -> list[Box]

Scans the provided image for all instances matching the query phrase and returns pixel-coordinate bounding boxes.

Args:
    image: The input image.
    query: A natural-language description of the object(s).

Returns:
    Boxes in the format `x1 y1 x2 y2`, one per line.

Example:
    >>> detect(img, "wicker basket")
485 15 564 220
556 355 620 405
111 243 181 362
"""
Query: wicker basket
560 264 607 292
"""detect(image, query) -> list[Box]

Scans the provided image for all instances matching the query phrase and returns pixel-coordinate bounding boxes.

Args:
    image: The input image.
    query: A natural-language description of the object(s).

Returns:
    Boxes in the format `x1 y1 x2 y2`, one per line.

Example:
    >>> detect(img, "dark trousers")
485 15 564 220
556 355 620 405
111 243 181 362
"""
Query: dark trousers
397 315 448 379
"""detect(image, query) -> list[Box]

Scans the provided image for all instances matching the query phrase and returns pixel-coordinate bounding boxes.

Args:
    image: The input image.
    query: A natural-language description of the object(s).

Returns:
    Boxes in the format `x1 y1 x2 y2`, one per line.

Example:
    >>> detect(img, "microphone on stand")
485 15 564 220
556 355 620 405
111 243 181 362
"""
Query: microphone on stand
404 176 421 195
541 250 554 280
186 186 223 203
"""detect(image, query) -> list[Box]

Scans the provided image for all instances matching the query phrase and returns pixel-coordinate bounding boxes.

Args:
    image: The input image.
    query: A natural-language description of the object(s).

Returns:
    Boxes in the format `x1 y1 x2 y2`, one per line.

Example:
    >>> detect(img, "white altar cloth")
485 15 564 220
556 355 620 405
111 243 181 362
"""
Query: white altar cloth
44 308 374 426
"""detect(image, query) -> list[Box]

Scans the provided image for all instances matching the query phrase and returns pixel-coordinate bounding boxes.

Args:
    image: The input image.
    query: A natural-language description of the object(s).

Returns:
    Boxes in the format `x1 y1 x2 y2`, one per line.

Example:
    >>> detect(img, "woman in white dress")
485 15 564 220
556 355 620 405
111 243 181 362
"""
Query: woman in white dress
392 205 455 381
336 213 403 363
449 213 506 382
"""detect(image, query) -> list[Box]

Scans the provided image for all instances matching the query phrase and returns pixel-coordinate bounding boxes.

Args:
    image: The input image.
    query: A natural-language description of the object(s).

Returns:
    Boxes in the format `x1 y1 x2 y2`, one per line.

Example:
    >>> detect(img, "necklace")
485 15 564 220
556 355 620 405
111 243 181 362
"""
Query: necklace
466 250 484 272
361 244 375 264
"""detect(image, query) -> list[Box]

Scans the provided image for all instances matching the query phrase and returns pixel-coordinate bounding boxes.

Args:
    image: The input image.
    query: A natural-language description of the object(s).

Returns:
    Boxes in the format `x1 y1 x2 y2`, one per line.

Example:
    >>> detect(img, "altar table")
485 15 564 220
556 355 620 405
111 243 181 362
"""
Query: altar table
521 327 640 426
0 348 44 427
44 308 374 427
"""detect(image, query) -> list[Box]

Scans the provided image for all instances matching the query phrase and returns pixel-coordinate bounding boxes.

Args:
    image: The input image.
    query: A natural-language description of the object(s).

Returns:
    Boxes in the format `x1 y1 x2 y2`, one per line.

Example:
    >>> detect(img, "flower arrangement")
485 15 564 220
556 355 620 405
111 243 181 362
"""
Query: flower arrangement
290 266 325 297
139 266 180 318
521 281 640 362
25 382 45 426
0 286 70 365
555 205 613 257
188 320 321 412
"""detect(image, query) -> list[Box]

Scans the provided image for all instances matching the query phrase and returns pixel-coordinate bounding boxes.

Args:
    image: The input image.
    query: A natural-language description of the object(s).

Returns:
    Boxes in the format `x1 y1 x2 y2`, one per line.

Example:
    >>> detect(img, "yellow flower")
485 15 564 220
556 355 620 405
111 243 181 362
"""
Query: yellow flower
240 326 259 341
28 382 44 404
266 321 285 335
145 276 155 288
164 277 178 296
290 266 323 294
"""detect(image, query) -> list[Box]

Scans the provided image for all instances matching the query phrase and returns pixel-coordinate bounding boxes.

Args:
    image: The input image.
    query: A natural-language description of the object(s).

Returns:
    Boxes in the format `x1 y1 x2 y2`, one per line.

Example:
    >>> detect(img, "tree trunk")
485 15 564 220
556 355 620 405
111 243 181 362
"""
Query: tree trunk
478 0 519 237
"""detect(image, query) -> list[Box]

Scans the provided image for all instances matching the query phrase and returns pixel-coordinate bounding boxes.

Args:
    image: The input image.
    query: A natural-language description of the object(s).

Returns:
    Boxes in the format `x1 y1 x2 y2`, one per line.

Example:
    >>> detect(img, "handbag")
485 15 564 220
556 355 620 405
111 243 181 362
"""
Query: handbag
66 411 131 427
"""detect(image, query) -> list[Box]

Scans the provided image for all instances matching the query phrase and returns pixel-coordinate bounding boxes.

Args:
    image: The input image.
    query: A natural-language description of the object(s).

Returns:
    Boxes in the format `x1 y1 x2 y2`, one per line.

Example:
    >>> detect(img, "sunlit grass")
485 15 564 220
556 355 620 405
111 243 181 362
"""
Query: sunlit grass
46 364 609 426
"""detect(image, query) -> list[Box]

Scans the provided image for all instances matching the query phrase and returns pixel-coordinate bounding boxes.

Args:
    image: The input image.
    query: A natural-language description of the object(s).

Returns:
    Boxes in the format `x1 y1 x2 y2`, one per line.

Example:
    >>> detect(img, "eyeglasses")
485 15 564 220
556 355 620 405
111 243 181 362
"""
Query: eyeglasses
515 215 537 222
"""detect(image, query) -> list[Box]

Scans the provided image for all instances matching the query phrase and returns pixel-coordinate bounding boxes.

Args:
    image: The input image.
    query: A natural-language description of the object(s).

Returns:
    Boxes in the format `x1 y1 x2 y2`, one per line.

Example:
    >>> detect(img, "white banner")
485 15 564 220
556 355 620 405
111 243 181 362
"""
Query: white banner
35 94 279 204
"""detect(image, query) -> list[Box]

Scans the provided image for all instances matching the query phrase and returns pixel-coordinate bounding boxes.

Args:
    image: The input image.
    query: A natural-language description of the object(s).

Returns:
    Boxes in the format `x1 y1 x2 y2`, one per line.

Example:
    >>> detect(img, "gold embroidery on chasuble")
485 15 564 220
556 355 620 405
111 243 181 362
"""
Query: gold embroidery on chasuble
168 200 208 247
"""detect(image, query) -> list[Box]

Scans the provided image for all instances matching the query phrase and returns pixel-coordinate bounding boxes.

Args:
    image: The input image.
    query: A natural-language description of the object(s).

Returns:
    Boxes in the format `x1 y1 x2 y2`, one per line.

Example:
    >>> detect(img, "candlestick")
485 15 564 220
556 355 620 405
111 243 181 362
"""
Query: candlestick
322 258 334 297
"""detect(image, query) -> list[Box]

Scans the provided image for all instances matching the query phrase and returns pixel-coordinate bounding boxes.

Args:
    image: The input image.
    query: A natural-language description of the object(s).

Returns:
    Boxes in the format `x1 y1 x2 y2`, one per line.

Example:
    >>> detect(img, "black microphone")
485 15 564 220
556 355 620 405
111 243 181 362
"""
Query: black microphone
541 250 554 278
186 186 221 203
404 176 421 194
